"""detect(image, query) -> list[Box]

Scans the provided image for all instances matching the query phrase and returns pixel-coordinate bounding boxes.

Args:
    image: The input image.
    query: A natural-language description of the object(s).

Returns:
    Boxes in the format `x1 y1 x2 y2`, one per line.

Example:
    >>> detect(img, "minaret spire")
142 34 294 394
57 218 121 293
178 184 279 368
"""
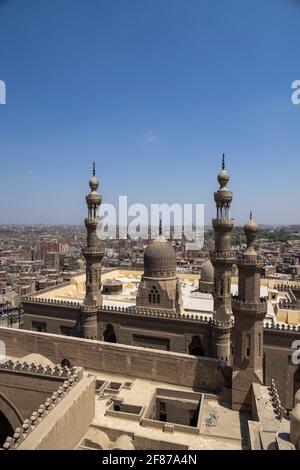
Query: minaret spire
81 163 104 339
211 156 234 318
210 156 235 363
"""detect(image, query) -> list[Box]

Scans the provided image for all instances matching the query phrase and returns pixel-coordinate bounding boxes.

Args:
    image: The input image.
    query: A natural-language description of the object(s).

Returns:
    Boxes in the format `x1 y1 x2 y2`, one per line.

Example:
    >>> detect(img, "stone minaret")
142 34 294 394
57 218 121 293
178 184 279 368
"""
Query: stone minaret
81 163 104 339
231 213 267 411
210 155 234 362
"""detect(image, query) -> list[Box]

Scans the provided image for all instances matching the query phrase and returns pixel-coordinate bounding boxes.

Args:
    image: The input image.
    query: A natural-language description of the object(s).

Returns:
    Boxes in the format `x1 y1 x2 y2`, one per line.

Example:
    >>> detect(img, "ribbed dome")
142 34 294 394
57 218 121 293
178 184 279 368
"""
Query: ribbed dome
201 259 214 283
144 236 176 278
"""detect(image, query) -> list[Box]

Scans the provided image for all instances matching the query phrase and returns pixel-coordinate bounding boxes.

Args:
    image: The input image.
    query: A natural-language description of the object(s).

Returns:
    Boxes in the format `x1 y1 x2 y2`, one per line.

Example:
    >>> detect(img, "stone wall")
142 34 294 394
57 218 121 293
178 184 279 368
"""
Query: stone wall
98 309 212 355
22 302 80 335
0 327 225 393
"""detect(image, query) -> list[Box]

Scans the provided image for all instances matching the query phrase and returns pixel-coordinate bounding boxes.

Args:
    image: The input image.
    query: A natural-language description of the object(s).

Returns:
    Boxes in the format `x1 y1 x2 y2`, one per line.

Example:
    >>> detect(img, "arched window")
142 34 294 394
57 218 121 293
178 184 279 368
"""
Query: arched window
188 336 205 357
61 358 71 368
149 285 160 304
246 334 251 358
103 324 117 343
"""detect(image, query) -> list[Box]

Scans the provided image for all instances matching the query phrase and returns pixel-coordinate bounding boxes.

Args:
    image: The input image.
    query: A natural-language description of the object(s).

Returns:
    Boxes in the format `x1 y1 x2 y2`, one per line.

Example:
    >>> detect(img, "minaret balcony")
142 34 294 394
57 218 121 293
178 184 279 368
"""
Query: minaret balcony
86 193 102 205
210 250 236 263
212 218 234 231
84 218 100 227
83 246 104 261
232 296 268 318
236 256 263 268
214 190 233 205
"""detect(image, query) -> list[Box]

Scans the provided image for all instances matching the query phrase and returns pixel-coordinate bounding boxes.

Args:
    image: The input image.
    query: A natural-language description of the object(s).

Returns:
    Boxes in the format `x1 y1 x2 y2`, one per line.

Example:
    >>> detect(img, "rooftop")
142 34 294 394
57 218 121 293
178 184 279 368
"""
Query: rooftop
30 269 277 320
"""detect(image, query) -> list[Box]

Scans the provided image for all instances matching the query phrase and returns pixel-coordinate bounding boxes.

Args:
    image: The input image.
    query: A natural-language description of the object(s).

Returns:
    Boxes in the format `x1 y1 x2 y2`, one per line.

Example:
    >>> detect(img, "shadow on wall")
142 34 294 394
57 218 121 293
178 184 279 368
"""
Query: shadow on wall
0 392 23 446
191 353 228 394
0 411 13 447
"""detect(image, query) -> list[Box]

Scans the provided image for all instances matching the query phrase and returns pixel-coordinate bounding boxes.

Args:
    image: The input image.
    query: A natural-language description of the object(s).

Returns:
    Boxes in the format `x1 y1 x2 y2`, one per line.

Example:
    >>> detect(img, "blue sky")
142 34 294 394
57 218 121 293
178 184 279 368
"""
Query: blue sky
0 0 299 225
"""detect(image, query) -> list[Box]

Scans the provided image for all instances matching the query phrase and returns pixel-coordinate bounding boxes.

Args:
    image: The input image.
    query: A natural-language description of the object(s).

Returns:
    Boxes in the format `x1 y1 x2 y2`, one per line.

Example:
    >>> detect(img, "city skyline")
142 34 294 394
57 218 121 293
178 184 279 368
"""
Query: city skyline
0 0 300 225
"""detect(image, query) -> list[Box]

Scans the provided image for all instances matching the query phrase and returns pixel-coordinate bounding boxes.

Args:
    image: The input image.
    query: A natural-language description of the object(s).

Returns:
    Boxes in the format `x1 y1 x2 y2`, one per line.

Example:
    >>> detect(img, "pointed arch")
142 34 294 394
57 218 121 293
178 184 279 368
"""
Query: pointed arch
0 392 23 446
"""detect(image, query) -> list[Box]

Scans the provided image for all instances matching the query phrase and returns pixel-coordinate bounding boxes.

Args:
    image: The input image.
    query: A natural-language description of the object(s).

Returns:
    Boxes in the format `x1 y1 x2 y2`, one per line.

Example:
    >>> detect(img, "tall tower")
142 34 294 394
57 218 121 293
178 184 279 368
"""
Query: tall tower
231 213 267 411
81 163 104 339
210 155 235 362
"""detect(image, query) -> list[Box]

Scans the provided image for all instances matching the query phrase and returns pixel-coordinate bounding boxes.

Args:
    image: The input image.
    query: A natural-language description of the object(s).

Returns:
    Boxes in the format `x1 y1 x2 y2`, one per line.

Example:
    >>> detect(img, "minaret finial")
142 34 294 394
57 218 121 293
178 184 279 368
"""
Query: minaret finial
250 210 253 220
93 162 96 177
222 153 225 170
159 219 162 236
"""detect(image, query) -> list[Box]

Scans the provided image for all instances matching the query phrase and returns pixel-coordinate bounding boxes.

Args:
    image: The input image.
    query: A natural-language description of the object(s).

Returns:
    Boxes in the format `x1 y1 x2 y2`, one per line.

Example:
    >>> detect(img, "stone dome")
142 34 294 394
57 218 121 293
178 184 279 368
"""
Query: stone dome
217 169 229 189
89 175 99 192
144 236 176 278
201 260 214 283
244 212 257 235
217 154 230 191
21 353 54 367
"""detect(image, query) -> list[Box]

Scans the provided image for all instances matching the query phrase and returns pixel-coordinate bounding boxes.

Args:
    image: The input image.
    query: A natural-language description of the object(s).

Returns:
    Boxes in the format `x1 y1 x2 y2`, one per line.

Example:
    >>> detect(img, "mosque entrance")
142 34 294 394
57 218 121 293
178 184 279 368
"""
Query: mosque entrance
188 336 205 357
103 324 117 343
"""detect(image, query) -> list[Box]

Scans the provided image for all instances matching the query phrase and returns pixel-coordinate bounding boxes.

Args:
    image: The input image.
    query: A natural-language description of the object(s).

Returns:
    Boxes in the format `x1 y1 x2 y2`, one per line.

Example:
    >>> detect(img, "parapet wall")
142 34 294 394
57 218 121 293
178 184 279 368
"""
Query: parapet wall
0 327 225 393
0 360 75 421
2 366 94 450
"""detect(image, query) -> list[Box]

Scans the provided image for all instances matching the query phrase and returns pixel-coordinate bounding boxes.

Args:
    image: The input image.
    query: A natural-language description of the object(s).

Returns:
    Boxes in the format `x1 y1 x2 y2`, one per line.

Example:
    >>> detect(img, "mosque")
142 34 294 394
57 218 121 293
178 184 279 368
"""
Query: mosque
0 156 299 450
20 157 300 412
